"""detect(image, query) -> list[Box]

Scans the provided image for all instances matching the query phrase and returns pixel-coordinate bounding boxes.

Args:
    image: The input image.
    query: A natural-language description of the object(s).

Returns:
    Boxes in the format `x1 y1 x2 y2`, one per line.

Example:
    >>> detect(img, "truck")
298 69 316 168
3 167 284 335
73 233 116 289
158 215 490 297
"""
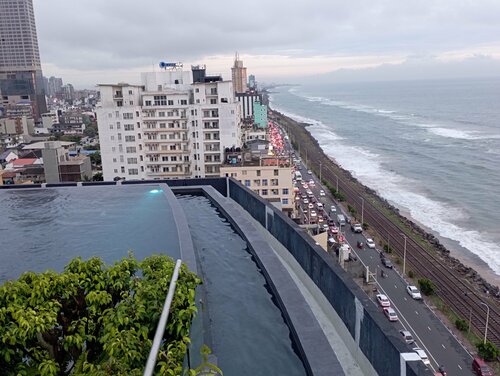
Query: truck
294 171 302 181
351 222 363 233
337 214 346 226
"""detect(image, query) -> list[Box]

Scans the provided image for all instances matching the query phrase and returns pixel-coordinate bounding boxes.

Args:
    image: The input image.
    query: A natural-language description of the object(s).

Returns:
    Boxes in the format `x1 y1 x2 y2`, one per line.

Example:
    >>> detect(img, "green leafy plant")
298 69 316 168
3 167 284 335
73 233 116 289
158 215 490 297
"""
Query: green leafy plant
476 341 499 361
0 254 201 375
455 318 469 332
418 278 436 296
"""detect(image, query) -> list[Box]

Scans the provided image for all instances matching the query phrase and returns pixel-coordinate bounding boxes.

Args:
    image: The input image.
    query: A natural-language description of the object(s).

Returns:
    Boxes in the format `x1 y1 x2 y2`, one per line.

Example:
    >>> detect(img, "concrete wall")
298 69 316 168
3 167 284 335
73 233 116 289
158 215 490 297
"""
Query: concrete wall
227 178 427 376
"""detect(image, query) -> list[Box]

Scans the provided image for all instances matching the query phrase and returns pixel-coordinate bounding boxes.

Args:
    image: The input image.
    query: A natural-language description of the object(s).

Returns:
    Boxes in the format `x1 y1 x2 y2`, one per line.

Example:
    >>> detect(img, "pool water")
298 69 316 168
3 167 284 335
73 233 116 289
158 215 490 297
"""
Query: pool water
0 185 180 283
178 195 307 376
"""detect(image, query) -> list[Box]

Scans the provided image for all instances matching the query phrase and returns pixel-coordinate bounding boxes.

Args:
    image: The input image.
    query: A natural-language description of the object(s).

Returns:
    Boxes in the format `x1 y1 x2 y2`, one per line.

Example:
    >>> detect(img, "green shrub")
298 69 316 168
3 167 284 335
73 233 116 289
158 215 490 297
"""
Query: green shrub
362 222 369 231
418 278 436 295
476 341 499 361
455 319 469 332
407 270 415 279
0 254 201 375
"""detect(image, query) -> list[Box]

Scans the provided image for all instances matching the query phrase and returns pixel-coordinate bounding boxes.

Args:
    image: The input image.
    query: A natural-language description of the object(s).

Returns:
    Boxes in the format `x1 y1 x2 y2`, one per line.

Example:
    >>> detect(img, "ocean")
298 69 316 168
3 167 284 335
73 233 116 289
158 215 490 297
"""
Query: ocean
269 78 500 283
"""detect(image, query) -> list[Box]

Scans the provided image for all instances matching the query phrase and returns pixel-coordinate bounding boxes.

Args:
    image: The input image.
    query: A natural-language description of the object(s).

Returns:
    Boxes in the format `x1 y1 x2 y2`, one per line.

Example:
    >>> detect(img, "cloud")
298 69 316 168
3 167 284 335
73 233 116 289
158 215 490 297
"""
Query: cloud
33 0 500 87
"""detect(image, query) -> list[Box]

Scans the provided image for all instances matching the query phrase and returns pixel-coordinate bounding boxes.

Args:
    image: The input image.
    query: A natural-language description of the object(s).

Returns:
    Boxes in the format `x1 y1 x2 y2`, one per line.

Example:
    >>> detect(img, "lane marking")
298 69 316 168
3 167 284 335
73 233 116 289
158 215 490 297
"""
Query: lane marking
428 326 431 331
394 285 398 289
442 344 446 349
404 297 408 301
458 365 462 370
415 311 419 315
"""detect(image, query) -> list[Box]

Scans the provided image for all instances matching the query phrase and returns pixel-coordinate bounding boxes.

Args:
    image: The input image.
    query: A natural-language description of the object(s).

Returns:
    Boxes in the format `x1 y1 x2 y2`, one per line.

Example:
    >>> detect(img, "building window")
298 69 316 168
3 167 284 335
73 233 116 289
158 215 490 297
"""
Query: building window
128 169 139 175
242 170 247 176
128 90 133 95
256 170 261 177
253 179 261 186
145 100 152 106
159 111 165 117
110 135 115 141
154 95 167 106
282 198 289 205
274 169 279 176
271 189 279 195
261 189 268 196
180 99 187 105
271 179 278 186
121 166 125 173
126 147 136 153
244 180 251 187
124 124 134 131
195 88 199 93
210 98 217 104
127 158 137 164
262 179 268 186
116 122 121 129
168 100 174 105
109 124 114 130
125 135 135 142
129 101 134 105
123 113 133 119
282 188 289 195
114 169 118 173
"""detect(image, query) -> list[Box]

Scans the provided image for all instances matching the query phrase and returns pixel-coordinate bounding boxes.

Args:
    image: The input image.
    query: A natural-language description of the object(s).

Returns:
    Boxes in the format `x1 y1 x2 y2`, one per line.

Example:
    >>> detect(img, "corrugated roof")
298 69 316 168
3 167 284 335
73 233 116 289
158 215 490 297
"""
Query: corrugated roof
12 158 37 166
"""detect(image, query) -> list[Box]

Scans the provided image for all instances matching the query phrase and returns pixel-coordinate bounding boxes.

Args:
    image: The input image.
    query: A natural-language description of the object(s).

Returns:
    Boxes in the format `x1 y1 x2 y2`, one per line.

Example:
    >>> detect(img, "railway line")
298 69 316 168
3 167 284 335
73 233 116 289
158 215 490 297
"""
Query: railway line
277 112 500 348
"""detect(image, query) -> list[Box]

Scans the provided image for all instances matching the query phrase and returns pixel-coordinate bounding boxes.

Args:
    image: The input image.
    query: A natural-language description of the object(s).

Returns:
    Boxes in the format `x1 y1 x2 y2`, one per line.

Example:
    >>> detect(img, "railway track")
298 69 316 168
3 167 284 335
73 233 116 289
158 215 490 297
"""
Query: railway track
277 113 500 348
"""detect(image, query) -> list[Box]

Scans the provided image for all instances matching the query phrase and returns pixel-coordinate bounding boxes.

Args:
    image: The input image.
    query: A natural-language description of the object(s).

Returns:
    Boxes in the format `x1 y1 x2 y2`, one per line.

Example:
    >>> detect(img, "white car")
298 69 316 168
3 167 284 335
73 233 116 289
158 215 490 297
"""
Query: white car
309 179 315 185
306 189 313 196
307 170 312 175
330 205 336 213
310 210 317 217
303 198 309 204
308 203 314 209
319 190 326 196
376 294 390 307
407 285 422 300
366 238 376 249
413 348 430 366
383 307 398 322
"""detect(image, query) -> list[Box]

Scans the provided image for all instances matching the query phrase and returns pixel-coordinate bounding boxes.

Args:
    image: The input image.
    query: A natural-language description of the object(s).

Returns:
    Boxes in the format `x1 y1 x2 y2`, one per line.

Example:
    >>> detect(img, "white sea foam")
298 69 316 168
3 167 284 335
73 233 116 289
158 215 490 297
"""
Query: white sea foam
271 103 500 275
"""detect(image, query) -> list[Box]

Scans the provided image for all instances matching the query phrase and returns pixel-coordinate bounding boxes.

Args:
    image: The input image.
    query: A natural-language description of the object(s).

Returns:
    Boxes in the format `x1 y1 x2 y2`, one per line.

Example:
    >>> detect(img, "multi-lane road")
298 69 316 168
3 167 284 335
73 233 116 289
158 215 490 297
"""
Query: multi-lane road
290 148 475 375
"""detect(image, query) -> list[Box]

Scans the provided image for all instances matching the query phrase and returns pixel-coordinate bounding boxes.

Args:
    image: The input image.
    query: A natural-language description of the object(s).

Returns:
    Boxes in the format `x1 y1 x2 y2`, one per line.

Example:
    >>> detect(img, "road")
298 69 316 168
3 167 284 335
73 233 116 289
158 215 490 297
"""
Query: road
285 136 474 375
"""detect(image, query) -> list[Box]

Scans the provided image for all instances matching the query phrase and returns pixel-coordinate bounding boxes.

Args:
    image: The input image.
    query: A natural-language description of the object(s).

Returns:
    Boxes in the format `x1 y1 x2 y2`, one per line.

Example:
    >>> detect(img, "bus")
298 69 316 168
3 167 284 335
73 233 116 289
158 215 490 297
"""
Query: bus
294 171 303 181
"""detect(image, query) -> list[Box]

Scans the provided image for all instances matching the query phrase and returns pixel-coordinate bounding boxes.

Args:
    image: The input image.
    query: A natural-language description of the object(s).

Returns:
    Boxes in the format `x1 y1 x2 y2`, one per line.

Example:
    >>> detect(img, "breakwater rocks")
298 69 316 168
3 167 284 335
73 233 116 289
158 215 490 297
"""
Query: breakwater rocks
270 109 499 299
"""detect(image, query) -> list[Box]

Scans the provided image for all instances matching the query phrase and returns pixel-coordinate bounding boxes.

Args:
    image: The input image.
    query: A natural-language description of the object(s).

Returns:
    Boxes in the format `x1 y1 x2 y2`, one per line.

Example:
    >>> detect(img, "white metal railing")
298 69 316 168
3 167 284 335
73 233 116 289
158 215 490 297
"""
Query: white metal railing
143 259 182 376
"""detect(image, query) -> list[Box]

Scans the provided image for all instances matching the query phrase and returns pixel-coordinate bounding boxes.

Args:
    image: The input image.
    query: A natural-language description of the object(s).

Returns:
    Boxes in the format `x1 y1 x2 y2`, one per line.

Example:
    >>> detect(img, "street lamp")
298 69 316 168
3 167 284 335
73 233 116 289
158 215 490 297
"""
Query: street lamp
400 233 407 276
359 196 364 225
479 302 490 344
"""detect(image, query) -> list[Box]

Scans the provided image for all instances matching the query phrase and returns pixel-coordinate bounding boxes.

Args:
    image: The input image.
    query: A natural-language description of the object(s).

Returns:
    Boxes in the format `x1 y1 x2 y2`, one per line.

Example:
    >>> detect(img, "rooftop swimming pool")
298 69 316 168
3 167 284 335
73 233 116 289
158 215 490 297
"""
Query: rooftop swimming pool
0 185 180 283
0 185 307 375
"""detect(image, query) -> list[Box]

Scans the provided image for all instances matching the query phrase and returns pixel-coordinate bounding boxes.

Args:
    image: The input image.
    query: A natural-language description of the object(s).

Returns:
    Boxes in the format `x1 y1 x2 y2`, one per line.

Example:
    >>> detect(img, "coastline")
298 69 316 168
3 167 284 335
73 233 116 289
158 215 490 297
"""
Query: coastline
269 107 499 295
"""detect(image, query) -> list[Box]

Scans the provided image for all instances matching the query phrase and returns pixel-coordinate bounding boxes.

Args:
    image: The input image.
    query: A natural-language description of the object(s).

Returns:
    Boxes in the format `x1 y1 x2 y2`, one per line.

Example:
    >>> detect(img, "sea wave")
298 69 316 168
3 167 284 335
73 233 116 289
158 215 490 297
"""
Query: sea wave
272 102 500 275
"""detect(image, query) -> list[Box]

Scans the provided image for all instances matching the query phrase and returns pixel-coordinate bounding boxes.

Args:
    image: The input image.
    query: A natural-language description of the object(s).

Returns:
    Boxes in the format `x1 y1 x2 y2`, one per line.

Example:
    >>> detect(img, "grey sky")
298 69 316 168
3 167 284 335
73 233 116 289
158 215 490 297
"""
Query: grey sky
33 0 500 87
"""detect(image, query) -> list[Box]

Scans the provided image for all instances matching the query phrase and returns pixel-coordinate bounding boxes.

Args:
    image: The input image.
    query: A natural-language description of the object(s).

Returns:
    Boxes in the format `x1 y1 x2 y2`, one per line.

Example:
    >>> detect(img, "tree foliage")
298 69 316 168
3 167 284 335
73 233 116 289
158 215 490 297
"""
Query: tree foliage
0 254 201 375
418 278 436 296
476 341 499 361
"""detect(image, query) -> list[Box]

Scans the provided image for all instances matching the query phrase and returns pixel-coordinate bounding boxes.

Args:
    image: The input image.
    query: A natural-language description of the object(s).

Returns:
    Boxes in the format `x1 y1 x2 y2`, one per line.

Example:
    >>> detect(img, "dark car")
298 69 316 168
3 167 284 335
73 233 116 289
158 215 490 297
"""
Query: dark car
381 257 393 269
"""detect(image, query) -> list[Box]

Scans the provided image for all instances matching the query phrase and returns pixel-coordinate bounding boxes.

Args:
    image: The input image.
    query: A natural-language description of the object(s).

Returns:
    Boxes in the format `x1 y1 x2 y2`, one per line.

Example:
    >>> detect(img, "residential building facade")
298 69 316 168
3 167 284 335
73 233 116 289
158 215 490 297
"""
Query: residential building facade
96 66 242 181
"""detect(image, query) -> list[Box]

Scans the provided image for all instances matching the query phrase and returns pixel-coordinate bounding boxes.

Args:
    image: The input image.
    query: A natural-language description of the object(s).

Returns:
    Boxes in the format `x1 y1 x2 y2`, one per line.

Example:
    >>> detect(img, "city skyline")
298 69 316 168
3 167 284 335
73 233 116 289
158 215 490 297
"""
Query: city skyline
32 0 500 88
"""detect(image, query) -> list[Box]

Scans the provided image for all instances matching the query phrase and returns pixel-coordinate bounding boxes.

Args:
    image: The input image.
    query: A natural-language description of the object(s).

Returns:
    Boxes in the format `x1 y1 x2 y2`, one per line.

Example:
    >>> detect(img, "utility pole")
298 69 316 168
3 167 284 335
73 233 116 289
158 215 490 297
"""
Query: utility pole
479 302 490 344
400 233 407 276
360 196 364 225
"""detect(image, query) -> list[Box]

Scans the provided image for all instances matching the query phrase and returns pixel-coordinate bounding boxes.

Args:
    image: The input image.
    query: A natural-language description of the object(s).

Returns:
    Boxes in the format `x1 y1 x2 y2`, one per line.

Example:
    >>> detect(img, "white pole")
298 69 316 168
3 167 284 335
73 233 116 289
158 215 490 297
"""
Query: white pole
480 302 490 344
144 259 183 376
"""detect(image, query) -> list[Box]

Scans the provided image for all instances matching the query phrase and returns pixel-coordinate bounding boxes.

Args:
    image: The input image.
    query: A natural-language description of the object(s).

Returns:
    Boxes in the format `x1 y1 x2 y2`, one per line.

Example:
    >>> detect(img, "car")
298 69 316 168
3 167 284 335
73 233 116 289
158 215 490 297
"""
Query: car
330 225 339 234
328 236 336 245
351 223 363 233
322 224 329 231
308 203 314 209
399 330 415 344
366 238 376 249
319 190 326 196
310 210 317 217
328 219 335 226
406 285 422 300
302 208 308 214
317 202 324 210
412 347 430 366
306 189 313 195
309 179 315 185
376 294 390 307
303 198 309 204
383 307 398 322
330 205 337 213
307 170 312 175
472 357 494 376
381 257 393 269
318 217 324 223
301 193 307 199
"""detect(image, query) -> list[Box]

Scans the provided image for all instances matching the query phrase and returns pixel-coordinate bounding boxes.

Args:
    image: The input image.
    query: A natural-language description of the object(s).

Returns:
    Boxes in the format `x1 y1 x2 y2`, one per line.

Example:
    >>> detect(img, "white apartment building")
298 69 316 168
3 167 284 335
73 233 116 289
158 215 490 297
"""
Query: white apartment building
96 67 242 181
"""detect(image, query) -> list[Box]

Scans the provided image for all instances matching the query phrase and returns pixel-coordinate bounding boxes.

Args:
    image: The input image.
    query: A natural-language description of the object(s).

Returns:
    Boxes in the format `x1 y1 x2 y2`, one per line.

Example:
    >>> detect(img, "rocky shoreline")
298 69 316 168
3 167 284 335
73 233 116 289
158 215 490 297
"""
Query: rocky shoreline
269 107 500 300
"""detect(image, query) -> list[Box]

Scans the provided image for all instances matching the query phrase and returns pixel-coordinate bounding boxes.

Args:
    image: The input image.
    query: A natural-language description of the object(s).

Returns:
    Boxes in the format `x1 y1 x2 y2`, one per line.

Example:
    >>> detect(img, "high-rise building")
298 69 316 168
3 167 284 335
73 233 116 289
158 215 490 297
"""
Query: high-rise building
0 0 47 120
248 74 256 89
96 65 242 181
231 52 247 94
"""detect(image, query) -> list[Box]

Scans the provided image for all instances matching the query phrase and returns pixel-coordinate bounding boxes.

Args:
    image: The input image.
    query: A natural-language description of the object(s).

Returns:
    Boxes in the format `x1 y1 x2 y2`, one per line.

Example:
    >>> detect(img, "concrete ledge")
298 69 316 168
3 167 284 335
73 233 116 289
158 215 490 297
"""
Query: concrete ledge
0 184 42 189
45 182 78 187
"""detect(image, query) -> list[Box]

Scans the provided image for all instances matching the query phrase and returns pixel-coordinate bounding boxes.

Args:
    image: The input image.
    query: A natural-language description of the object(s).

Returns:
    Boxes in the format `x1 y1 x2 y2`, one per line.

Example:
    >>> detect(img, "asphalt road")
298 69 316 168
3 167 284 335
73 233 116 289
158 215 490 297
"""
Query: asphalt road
289 145 475 376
